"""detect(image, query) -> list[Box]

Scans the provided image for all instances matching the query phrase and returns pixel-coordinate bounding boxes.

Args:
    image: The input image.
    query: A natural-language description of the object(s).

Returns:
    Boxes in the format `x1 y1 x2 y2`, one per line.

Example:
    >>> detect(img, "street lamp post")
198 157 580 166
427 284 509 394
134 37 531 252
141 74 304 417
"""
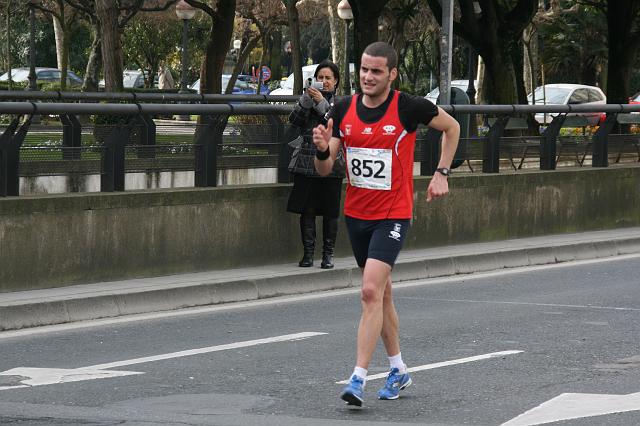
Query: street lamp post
175 0 196 120
233 39 241 75
337 0 352 95
27 0 40 91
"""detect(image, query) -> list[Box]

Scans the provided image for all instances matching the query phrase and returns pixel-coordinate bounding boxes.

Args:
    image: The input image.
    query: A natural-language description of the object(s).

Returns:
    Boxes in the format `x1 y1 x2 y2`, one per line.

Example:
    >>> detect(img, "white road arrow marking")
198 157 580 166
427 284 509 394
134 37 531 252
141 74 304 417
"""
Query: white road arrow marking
0 367 142 390
0 331 326 391
501 392 640 425
336 350 523 384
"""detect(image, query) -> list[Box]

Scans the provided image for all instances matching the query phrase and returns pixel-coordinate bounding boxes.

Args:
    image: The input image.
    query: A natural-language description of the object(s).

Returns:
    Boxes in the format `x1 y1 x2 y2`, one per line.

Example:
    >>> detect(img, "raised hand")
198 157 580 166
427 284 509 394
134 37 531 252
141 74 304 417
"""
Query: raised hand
312 118 333 152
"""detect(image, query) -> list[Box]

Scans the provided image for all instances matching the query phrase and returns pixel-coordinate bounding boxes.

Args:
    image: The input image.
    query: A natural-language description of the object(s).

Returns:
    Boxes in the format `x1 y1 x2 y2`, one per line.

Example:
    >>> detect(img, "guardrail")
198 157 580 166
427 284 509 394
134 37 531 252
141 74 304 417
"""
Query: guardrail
0 90 299 104
1 101 640 197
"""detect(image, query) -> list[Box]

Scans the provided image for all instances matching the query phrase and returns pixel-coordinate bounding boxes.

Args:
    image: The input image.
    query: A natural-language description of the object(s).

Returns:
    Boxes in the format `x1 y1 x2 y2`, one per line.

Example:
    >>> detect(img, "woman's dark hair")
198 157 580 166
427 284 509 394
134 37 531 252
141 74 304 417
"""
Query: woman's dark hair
314 60 340 89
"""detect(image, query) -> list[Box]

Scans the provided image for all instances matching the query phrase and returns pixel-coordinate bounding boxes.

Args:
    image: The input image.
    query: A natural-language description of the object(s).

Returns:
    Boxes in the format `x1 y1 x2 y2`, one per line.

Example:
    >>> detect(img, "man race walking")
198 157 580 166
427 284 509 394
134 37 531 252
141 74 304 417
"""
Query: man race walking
312 41 460 407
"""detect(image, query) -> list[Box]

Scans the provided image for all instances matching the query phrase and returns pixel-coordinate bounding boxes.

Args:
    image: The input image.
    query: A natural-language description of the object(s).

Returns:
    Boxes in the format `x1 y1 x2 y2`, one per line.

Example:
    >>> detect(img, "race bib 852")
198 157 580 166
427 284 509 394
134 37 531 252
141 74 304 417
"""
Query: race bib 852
346 147 392 191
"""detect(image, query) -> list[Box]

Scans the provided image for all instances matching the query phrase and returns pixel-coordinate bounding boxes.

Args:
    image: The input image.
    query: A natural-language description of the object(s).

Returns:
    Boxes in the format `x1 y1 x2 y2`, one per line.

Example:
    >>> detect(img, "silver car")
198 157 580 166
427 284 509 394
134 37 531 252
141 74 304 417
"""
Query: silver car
527 83 606 125
0 67 83 86
425 80 478 104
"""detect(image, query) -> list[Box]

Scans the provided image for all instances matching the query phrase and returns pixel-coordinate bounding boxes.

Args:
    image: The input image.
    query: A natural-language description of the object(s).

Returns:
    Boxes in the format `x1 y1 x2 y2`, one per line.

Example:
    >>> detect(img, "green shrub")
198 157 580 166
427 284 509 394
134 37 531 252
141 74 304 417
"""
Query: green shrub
0 81 28 91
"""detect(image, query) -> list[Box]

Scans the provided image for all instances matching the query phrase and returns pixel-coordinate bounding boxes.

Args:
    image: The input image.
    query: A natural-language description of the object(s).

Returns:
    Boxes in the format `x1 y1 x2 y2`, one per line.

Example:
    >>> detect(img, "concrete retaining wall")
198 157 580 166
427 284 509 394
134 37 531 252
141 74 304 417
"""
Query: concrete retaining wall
1 166 639 292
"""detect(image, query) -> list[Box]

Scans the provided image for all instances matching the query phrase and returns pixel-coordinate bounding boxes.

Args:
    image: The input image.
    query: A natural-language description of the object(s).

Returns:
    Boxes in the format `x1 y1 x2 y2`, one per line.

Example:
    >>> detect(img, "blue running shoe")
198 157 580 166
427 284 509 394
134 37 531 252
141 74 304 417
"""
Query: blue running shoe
377 368 412 400
340 375 364 407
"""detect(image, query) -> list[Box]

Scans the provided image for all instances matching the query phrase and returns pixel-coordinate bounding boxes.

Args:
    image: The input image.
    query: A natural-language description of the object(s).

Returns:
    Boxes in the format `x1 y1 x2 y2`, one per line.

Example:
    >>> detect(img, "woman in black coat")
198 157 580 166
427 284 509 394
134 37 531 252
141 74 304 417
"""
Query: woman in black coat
287 60 345 269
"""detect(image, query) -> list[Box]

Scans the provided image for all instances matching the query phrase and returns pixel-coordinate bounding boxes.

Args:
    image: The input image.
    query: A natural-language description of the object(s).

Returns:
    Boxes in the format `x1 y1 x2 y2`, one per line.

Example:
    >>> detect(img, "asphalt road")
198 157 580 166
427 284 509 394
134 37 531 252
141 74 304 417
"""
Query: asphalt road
0 255 639 426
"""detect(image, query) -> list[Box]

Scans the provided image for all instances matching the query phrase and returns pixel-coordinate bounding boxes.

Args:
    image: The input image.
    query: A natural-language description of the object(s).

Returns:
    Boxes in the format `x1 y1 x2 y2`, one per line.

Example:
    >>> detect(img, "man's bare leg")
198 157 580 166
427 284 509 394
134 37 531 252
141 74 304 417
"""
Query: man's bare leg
355 258 392 370
380 276 400 357
377 274 412 400
341 259 392 406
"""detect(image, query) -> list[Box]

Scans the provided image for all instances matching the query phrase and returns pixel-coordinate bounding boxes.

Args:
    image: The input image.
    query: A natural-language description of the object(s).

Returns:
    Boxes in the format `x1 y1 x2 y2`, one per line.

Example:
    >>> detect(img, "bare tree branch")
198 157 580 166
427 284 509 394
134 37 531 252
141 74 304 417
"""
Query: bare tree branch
184 0 215 16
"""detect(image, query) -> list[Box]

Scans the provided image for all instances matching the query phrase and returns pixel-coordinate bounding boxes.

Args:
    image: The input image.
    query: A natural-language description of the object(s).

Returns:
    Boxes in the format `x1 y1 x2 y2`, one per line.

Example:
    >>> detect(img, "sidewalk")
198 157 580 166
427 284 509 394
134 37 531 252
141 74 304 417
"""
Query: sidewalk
2 228 640 332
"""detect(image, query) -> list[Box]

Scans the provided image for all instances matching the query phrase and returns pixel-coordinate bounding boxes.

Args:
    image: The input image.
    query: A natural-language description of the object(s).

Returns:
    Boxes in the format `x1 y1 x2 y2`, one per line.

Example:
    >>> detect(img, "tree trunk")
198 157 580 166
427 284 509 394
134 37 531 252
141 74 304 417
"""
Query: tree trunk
426 0 537 105
327 0 348 94
476 55 486 105
257 32 270 93
284 0 303 95
96 0 123 92
226 33 261 94
53 15 64 70
483 48 517 104
523 24 538 98
606 0 640 104
60 29 70 91
6 0 12 90
350 0 387 91
82 21 101 92
327 0 344 67
199 0 235 95
270 29 283 81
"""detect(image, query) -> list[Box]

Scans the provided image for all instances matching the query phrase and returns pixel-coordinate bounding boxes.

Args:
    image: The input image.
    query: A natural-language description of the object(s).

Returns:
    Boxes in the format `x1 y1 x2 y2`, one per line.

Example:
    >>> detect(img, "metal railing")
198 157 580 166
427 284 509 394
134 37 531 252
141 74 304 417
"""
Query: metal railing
1 100 640 197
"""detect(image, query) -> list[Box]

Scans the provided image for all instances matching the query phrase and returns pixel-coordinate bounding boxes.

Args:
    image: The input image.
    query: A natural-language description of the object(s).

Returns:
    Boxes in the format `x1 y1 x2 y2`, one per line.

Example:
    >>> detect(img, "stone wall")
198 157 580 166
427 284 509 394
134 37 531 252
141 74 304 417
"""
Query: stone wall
1 166 638 292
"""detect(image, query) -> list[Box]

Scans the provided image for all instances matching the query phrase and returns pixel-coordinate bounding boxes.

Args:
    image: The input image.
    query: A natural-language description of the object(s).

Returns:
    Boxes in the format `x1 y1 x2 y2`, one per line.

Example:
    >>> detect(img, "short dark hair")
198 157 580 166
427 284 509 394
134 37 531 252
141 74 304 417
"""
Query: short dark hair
314 60 340 86
363 42 398 71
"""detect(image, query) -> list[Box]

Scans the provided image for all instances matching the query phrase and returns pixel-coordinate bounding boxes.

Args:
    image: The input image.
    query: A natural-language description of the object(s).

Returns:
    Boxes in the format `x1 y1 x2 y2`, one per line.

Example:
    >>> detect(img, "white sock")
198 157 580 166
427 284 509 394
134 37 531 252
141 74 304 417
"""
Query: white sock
352 366 368 383
388 353 407 374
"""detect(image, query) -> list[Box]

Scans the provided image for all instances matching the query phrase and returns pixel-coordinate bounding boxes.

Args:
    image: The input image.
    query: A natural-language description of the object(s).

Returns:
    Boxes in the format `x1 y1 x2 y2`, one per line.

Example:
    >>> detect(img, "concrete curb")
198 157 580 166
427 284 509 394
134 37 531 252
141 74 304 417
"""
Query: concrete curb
2 234 640 332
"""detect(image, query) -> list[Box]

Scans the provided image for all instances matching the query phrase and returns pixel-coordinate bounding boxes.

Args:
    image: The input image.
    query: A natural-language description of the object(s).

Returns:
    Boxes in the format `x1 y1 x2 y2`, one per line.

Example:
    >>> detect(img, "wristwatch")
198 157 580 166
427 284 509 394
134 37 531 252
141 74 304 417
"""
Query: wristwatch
435 167 451 177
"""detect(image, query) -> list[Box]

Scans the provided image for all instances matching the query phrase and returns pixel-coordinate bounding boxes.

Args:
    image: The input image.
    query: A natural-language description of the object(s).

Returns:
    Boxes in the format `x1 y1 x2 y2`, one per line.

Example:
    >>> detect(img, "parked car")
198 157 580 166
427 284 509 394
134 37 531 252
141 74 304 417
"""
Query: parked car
630 92 640 104
189 75 269 94
0 67 83 86
527 83 606 125
270 63 356 96
98 70 158 89
425 79 478 104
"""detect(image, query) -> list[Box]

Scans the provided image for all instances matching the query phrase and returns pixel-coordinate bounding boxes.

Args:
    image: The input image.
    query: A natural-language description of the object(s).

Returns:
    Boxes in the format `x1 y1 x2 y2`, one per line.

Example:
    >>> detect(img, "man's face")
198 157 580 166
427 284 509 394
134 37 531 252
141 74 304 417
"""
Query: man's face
359 53 397 97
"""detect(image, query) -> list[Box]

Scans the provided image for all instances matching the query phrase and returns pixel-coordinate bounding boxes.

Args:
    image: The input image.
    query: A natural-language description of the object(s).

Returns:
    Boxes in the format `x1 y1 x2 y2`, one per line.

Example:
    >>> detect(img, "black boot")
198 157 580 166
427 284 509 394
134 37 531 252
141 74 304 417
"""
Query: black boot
298 214 316 267
321 216 338 269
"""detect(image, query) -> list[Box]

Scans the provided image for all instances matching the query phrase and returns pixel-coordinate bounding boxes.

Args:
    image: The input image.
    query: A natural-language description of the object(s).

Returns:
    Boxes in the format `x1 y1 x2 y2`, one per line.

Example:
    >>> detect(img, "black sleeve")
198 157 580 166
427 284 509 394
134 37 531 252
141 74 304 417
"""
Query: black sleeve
398 92 439 133
329 95 353 138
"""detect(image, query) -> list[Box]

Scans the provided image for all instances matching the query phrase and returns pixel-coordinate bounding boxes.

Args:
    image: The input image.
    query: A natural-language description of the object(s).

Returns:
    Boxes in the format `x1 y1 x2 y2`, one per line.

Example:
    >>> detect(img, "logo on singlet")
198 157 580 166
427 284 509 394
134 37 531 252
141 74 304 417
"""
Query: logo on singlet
389 223 402 241
362 127 373 135
383 125 396 135
345 124 352 136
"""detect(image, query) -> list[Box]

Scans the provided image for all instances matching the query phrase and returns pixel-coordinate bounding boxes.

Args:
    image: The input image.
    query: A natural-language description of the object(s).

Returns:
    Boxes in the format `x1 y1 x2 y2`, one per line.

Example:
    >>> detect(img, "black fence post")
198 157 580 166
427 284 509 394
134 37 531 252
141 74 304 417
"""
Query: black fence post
0 117 31 197
483 116 507 173
592 114 616 167
540 114 565 170
101 126 129 192
195 115 226 187
136 114 156 159
420 128 442 176
60 114 82 160
267 115 290 184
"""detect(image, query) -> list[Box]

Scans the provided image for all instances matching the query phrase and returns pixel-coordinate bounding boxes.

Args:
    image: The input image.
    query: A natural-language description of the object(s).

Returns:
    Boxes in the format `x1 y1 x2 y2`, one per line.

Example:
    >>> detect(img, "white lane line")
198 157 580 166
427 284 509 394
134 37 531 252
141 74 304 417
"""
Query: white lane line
336 350 523 384
87 331 326 369
397 297 640 312
0 332 327 391
2 253 639 340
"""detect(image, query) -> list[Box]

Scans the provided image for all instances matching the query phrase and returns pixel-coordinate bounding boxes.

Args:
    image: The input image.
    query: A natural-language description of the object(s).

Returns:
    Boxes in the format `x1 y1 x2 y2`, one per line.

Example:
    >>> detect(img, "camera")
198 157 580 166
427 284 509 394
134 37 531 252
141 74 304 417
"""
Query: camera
306 78 324 90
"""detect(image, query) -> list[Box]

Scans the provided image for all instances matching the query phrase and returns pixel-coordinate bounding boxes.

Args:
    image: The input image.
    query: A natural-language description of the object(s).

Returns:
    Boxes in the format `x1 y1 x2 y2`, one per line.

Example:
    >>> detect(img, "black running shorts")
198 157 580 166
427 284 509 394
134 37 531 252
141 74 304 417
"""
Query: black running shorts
344 216 411 268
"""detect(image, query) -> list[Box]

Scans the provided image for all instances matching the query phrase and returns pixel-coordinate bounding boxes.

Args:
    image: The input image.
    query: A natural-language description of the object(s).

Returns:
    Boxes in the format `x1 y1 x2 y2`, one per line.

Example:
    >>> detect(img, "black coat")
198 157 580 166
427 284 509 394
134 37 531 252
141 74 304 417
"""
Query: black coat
288 91 345 179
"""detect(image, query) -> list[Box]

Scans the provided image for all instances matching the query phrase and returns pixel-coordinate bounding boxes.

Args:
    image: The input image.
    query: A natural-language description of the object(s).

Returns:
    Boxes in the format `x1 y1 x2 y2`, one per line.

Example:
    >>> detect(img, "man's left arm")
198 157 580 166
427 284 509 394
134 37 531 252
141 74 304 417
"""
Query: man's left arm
425 106 460 202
